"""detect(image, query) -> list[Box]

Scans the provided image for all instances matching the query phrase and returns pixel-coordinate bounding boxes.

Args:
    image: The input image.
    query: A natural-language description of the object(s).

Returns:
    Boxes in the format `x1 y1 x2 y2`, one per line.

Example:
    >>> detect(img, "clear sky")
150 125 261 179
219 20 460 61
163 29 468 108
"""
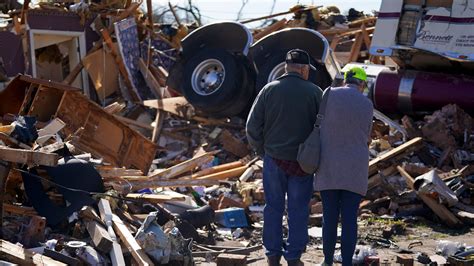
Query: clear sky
155 0 383 23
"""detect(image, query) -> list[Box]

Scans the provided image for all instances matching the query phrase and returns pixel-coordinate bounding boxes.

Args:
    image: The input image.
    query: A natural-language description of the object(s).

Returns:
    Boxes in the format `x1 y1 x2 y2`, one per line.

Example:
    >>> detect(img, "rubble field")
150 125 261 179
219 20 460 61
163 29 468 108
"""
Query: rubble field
0 0 473 265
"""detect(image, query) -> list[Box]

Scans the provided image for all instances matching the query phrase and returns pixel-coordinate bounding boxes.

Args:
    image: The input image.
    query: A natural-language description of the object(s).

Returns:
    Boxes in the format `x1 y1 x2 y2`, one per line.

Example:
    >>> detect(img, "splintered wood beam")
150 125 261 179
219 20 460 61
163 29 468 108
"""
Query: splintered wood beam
0 146 58 166
418 193 462 228
97 167 143 178
253 19 287 40
107 178 219 192
369 137 423 176
98 199 125 266
397 166 462 228
125 193 185 203
142 96 192 117
112 214 154 266
397 166 415 190
148 151 219 179
191 161 244 178
100 27 141 102
196 165 248 181
0 240 66 265
138 58 165 99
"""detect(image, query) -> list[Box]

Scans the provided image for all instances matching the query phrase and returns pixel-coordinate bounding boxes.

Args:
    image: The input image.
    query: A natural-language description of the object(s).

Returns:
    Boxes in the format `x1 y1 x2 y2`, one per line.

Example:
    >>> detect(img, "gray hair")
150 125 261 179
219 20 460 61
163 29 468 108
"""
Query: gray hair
285 63 308 73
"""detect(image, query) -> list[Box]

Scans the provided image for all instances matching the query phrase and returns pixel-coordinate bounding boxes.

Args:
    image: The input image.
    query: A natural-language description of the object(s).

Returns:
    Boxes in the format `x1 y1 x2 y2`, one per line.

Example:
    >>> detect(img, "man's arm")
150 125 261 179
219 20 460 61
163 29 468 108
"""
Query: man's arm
246 89 266 156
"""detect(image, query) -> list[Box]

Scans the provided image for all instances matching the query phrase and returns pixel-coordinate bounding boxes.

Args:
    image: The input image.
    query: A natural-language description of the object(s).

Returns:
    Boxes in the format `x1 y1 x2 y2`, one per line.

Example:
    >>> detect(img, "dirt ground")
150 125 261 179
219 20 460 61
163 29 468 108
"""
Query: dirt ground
195 216 474 265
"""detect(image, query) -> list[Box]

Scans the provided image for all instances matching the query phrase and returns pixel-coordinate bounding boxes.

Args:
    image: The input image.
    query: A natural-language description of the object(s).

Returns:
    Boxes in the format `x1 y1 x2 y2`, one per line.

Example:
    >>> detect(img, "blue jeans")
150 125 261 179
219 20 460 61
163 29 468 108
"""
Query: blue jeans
263 155 314 260
321 189 362 266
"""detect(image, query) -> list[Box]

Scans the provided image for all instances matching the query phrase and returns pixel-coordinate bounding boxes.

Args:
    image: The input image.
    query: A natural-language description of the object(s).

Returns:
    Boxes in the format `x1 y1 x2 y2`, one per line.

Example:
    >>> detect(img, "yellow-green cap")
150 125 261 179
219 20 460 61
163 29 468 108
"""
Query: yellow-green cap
344 67 367 82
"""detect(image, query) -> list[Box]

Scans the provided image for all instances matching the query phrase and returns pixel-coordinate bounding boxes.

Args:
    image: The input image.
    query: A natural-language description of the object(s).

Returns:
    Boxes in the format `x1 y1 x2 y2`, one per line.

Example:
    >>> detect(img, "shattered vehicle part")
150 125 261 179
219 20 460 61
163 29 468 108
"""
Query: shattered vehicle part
414 170 458 207
135 211 172 264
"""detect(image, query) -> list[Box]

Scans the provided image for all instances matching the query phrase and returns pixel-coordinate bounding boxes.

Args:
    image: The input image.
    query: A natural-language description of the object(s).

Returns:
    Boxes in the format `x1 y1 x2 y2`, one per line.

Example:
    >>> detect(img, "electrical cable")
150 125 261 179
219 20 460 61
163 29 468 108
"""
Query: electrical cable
14 168 139 203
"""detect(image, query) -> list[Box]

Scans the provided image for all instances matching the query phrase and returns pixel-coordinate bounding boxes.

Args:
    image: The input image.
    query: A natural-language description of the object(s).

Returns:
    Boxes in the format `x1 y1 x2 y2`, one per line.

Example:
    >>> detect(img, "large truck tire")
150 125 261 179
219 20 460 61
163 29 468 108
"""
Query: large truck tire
183 49 243 112
183 49 255 117
202 56 256 118
254 50 327 92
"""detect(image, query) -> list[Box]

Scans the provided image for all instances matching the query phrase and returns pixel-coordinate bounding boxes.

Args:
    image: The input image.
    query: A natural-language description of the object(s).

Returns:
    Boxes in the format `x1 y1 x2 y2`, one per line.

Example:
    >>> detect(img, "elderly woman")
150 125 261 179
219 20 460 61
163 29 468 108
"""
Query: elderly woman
314 67 374 266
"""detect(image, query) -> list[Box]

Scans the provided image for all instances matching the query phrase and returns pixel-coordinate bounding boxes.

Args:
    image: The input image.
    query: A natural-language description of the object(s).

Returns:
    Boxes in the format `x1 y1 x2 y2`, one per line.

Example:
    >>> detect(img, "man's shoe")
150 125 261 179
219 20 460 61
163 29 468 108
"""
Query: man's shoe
287 259 304 266
267 255 281 266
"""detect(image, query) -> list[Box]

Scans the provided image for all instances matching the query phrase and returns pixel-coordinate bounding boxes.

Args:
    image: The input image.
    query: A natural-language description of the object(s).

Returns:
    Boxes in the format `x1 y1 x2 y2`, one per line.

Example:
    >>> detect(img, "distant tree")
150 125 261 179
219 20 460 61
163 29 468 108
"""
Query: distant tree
153 0 202 26
236 0 249 20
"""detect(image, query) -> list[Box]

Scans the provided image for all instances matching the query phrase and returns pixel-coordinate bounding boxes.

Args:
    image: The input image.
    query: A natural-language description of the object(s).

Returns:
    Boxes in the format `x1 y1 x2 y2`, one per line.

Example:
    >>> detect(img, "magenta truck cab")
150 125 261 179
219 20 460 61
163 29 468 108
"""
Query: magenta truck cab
369 0 474 114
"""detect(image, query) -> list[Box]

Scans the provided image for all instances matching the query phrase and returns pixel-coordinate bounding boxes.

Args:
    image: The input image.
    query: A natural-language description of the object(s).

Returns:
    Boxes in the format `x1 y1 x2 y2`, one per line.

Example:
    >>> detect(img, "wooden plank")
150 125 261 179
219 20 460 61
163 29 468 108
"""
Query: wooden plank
112 214 154 266
86 221 113 253
114 115 154 131
369 137 423 176
397 166 415 189
330 35 341 51
361 24 372 50
138 58 165 98
398 167 462 227
0 146 58 166
142 97 193 118
349 32 364 62
418 193 462 227
196 166 248 181
138 58 166 143
98 199 126 266
97 167 143 178
253 19 287 40
0 132 31 149
192 161 244 178
108 178 220 192
126 193 186 203
149 151 218 179
0 240 66 265
336 26 375 38
219 130 249 158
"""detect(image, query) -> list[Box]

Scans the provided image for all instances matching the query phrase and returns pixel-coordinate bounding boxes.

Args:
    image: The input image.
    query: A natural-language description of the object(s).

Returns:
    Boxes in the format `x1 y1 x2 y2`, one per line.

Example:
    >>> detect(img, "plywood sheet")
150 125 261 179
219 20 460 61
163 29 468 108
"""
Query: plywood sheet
82 47 119 101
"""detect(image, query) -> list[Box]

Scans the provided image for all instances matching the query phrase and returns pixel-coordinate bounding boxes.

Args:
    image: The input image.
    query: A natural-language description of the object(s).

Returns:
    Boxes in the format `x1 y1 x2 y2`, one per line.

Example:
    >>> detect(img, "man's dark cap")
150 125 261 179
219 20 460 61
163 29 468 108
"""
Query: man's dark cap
285 49 317 70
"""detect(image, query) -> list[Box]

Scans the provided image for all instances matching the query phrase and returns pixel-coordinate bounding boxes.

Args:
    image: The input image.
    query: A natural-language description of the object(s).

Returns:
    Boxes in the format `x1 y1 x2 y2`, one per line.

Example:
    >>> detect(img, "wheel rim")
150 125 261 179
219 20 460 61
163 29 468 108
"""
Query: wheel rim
191 59 226 96
267 62 286 83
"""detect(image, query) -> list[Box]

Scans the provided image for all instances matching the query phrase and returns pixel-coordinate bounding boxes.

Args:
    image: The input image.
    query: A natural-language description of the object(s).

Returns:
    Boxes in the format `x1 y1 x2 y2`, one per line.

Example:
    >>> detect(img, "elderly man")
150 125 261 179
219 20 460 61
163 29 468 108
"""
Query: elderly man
314 67 373 266
246 49 323 266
